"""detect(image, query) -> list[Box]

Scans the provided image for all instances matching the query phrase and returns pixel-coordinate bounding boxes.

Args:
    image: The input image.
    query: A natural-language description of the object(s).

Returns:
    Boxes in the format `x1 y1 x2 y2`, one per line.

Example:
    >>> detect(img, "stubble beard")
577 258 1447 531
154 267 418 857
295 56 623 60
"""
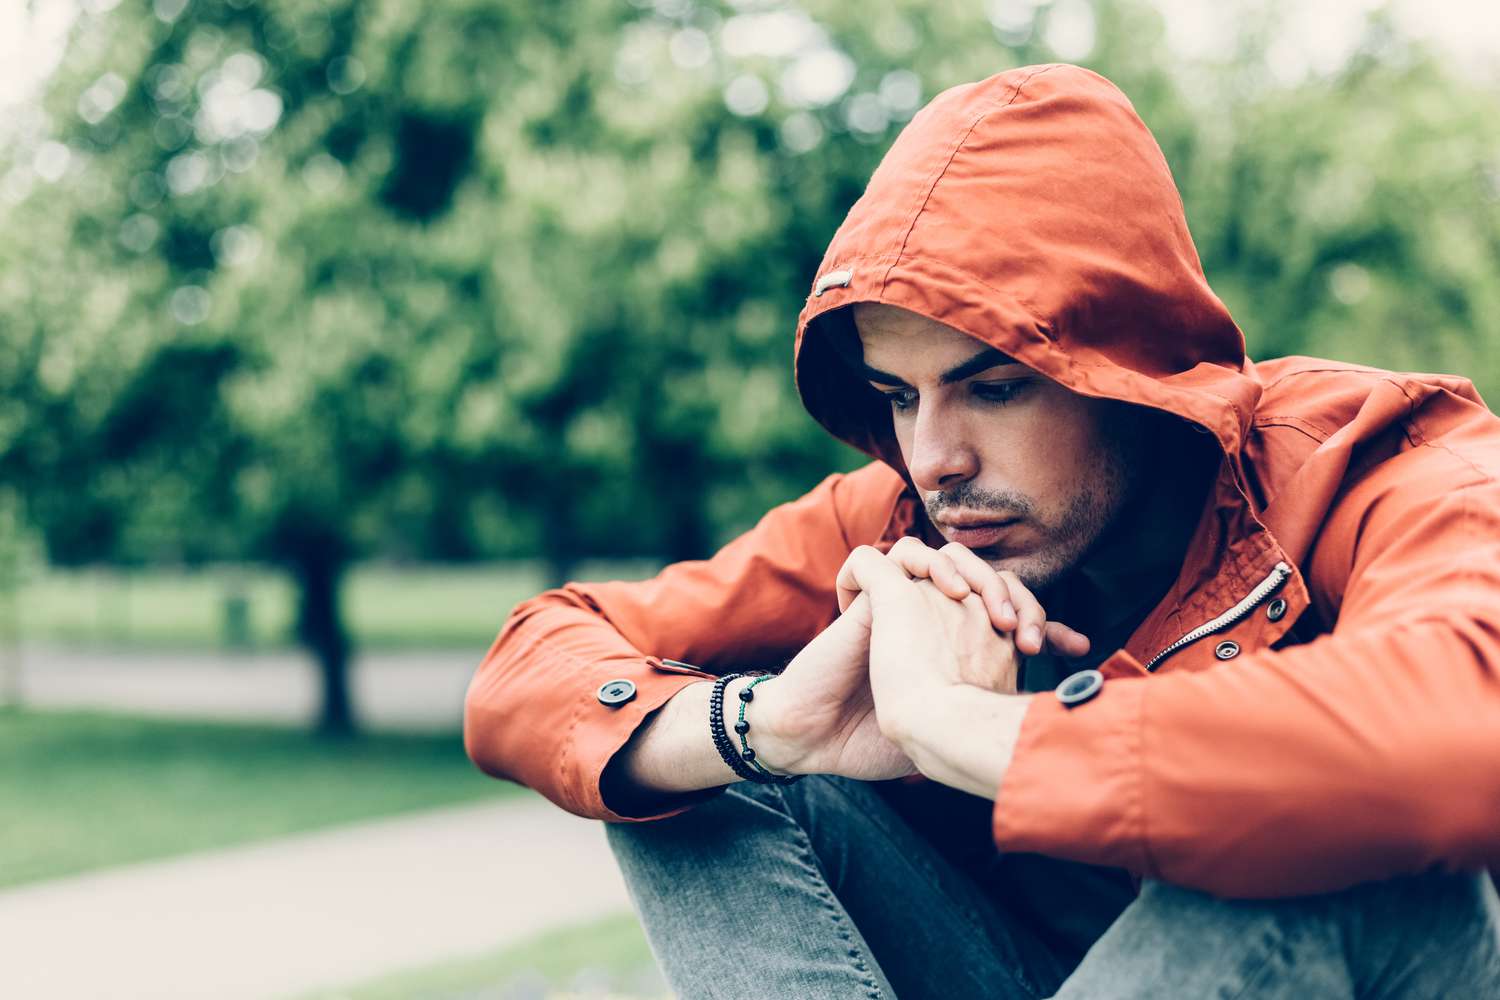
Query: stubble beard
924 437 1139 593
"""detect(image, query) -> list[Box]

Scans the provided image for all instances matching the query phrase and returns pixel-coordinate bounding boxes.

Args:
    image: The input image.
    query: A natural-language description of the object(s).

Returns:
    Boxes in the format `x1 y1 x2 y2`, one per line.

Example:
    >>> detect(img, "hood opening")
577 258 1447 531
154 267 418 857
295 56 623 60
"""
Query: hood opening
792 64 1261 479
797 302 1229 494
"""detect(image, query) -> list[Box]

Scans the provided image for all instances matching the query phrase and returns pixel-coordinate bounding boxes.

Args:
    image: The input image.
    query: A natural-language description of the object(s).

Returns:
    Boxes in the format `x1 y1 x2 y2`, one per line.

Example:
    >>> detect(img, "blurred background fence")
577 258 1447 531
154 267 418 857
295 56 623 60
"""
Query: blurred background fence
1 0 1497 737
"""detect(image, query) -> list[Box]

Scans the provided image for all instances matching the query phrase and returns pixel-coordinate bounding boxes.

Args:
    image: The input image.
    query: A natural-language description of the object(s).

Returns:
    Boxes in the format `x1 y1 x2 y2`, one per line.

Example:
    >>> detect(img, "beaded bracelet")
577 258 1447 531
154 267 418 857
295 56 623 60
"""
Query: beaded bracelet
708 672 801 785
731 674 803 785
708 673 763 782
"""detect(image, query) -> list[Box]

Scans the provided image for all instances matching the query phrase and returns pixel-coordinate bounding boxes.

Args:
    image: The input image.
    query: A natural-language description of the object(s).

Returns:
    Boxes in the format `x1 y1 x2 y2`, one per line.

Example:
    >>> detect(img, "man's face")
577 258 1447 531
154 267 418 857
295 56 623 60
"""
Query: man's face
852 302 1143 590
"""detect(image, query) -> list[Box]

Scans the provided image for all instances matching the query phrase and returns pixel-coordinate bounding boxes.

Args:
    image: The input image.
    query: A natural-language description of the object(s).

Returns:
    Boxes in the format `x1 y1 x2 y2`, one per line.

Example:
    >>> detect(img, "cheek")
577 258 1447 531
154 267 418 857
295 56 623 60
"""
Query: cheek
989 391 1111 497
893 418 916 468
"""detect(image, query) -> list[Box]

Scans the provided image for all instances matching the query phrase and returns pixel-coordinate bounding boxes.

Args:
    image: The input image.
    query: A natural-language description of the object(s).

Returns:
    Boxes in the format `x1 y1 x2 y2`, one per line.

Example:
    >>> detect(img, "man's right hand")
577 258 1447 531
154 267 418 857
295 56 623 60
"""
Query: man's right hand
748 592 917 781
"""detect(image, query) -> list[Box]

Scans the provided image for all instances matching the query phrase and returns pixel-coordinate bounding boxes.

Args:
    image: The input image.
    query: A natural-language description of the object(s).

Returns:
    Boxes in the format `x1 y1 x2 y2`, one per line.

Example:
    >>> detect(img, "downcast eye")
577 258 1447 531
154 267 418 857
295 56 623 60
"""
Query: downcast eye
882 388 918 412
972 380 1031 405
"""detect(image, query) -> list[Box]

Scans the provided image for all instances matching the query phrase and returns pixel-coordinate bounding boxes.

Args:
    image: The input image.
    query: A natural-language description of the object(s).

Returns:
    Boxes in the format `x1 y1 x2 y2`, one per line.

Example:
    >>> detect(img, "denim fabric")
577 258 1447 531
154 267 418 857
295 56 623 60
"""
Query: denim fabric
605 775 1500 999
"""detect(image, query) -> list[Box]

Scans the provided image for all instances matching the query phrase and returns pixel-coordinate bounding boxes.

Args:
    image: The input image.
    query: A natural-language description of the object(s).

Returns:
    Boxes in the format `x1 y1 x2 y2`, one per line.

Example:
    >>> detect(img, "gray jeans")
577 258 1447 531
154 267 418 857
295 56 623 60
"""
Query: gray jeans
605 774 1500 999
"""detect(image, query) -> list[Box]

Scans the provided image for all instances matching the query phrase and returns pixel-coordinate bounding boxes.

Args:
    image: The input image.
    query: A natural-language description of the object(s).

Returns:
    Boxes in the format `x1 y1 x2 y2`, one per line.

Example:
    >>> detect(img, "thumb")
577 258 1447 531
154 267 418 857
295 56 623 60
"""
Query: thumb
840 590 873 631
1043 621 1091 658
811 591 873 661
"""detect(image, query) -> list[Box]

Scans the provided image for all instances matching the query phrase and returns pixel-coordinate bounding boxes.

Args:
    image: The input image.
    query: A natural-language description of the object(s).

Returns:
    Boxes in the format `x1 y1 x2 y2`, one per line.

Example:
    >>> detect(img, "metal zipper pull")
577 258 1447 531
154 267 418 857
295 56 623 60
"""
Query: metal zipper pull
1143 561 1292 672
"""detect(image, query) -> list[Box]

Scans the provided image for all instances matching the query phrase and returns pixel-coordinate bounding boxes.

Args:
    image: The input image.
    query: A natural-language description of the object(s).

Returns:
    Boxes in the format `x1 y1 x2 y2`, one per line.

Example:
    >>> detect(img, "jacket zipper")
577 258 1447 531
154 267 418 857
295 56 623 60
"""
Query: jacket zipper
1142 561 1291 672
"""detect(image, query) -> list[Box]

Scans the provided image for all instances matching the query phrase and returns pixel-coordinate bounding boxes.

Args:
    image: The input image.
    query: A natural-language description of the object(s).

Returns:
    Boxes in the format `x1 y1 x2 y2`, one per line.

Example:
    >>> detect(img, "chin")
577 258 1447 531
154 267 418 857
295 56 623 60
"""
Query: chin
976 550 1073 592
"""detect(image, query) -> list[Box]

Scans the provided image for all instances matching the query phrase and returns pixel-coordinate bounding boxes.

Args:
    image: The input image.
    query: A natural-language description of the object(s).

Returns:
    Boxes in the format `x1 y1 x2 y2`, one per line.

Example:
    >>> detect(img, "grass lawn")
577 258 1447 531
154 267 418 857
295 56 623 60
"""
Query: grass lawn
301 910 667 1000
14 560 660 651
0 709 519 888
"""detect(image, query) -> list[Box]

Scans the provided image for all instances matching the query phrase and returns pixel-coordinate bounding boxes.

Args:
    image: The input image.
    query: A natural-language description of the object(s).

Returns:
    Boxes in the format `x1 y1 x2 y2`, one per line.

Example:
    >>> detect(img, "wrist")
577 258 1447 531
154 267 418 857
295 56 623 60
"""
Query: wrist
898 686 1033 800
874 680 960 752
705 673 804 784
729 674 803 776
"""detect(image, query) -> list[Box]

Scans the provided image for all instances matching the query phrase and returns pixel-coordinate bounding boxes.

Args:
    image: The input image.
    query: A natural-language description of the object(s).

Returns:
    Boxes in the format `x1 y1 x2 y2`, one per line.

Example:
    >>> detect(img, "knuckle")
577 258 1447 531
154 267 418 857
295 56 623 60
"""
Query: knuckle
977 574 1007 594
997 571 1039 601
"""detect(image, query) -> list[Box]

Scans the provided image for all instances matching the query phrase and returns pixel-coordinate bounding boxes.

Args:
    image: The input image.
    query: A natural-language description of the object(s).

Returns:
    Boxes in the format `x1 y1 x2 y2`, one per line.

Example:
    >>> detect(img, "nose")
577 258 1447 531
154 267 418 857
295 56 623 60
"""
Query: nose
905 404 978 493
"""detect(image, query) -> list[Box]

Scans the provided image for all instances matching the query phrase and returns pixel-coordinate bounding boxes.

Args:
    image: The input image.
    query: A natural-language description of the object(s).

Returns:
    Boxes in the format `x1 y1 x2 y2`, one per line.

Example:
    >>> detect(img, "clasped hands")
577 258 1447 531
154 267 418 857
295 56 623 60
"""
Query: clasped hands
751 537 1089 799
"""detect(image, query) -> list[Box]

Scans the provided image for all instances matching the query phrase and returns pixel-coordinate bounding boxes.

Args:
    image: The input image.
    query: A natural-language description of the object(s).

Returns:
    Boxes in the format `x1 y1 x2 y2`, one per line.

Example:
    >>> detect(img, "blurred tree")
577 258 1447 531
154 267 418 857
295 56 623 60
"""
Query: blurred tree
0 0 1496 733
1180 21 1500 379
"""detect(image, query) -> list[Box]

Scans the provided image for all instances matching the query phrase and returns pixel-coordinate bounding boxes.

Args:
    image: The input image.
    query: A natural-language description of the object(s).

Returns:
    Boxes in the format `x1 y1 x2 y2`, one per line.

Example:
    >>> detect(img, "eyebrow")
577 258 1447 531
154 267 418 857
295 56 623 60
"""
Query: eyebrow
860 347 1019 387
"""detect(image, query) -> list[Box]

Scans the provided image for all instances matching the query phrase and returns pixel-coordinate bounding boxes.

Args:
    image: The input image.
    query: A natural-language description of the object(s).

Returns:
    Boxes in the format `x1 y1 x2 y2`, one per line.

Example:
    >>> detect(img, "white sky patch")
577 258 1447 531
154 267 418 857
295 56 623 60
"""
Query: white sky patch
1045 0 1098 62
1153 0 1500 78
721 9 825 60
0 0 77 114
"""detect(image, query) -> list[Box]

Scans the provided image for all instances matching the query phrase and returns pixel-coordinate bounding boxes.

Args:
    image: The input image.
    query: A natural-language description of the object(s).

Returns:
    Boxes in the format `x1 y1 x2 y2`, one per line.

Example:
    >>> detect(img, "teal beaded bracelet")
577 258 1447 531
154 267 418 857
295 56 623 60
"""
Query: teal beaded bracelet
733 675 802 784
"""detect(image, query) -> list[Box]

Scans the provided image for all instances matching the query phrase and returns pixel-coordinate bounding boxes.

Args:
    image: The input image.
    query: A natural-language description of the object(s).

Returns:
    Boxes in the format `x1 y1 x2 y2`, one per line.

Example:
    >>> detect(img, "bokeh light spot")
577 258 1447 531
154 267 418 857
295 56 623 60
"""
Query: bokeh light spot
779 111 824 154
169 285 212 324
211 225 262 268
669 28 712 70
77 71 126 124
119 213 161 253
780 47 855 108
723 74 769 117
878 70 922 117
33 141 71 182
153 0 189 25
844 92 888 136
327 56 365 95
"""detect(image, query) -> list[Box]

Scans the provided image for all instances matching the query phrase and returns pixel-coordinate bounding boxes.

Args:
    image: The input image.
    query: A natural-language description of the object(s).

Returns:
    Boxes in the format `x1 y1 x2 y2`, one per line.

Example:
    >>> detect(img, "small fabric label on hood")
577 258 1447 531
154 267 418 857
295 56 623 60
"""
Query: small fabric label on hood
814 268 854 296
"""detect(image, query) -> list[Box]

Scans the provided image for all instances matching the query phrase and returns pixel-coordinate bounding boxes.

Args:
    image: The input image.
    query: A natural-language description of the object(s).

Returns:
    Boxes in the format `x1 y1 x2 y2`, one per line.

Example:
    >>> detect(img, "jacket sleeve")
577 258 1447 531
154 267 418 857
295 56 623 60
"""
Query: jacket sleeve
992 411 1500 897
463 462 906 822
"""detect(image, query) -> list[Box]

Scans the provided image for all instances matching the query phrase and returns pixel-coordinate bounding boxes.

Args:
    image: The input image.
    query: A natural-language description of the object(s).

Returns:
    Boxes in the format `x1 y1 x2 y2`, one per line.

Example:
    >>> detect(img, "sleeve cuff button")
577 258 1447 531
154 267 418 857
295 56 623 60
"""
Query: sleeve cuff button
1056 669 1104 708
597 679 637 707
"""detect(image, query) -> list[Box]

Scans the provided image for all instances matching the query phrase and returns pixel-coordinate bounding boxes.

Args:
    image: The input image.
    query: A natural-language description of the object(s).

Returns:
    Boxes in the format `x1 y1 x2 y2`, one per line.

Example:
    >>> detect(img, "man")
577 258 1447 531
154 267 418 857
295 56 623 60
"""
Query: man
465 64 1500 997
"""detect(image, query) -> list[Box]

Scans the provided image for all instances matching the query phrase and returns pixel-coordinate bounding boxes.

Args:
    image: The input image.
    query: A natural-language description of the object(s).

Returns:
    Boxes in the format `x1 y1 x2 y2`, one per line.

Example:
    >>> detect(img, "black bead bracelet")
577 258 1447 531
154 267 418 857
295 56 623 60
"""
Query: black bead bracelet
708 672 801 785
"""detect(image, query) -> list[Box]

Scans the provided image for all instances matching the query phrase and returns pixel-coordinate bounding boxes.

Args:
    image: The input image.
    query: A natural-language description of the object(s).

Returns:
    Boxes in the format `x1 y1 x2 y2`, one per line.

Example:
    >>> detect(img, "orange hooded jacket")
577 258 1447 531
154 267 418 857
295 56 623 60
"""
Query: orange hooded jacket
464 64 1500 898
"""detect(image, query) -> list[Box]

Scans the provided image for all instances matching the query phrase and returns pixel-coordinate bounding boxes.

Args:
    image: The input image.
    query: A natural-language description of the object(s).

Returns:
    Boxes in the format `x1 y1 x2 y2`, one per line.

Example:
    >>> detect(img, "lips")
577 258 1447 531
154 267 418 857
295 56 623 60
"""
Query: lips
934 516 1021 549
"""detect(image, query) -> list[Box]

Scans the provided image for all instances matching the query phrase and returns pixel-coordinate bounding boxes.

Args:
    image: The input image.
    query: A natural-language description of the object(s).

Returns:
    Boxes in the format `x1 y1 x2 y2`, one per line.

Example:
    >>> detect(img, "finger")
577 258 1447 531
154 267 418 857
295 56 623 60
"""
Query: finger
834 542 882 612
997 570 1047 655
939 542 1017 630
835 546 921 619
839 541 918 611
886 536 971 602
1043 621 1091 658
915 581 1023 691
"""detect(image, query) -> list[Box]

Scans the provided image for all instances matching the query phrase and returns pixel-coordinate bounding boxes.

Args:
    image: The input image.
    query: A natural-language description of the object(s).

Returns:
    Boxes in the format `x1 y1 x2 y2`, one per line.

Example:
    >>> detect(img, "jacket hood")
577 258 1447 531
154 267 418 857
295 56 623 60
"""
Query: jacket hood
795 64 1259 477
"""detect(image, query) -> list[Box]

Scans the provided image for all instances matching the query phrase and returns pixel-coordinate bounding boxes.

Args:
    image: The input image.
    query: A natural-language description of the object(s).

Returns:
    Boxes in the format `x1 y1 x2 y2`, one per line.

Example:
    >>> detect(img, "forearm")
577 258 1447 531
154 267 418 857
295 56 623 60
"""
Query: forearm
604 676 767 810
892 687 1033 800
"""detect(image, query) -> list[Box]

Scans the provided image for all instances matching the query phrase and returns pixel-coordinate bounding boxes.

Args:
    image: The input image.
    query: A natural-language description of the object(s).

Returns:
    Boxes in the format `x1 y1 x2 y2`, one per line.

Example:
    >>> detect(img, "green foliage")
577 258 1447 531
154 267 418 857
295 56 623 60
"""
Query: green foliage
1184 47 1500 380
0 710 513 888
0 1 1497 722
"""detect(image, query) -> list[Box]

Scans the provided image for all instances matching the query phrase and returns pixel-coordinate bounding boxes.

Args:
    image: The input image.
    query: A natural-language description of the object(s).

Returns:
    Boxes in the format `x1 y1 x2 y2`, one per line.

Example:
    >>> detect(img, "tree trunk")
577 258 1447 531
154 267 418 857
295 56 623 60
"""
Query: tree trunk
293 552 354 737
662 486 711 564
540 502 580 590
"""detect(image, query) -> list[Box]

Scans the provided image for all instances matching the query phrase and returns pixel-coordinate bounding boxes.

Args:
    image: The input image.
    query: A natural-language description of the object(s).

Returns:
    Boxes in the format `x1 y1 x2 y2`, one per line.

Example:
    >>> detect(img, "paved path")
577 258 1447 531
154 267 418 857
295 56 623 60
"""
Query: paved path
0 796 633 1000
11 644 478 730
